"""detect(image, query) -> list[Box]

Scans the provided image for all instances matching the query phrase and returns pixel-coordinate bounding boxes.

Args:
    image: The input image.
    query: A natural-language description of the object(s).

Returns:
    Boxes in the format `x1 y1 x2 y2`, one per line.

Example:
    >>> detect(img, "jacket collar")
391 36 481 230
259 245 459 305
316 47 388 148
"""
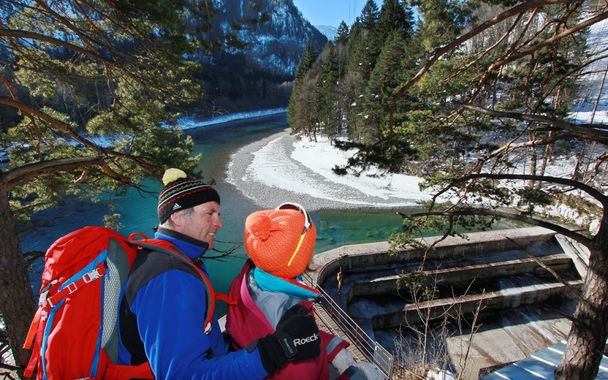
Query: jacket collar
154 227 209 260
253 267 319 300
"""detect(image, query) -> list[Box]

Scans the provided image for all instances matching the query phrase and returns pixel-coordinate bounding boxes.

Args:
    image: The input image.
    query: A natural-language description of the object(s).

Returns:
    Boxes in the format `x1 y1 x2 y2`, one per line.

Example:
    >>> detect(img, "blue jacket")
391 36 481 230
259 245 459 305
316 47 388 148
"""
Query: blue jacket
118 228 268 379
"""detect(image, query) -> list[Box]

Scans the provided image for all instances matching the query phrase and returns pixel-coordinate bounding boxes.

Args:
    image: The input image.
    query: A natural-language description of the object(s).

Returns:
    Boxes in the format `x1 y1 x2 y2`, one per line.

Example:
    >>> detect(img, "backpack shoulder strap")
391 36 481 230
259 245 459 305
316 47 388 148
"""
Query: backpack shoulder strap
128 237 235 333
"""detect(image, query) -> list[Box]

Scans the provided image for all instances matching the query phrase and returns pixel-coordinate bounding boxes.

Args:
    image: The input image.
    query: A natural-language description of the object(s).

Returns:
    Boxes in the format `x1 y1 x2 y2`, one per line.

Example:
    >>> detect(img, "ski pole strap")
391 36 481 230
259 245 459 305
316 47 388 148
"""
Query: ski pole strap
22 307 42 350
23 340 40 378
22 307 44 377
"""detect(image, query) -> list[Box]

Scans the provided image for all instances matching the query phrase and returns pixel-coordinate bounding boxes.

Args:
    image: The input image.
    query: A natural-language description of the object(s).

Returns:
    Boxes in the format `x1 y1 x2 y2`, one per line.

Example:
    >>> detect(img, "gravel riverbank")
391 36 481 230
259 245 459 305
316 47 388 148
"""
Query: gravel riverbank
226 131 429 211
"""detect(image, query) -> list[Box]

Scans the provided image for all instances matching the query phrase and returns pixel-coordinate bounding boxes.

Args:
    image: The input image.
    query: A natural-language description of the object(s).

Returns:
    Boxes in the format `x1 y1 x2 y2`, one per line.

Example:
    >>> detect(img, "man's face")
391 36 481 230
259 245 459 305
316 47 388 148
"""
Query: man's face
178 201 223 249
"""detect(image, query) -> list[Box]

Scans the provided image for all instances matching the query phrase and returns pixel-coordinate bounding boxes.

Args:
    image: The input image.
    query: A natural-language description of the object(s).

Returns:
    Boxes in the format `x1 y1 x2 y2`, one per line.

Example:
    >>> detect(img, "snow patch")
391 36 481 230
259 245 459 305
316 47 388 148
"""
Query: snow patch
177 108 287 130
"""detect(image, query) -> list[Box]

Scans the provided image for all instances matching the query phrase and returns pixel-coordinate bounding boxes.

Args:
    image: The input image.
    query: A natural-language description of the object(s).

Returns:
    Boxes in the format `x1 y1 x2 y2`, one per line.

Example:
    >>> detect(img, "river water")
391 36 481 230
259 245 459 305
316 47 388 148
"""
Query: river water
22 112 405 315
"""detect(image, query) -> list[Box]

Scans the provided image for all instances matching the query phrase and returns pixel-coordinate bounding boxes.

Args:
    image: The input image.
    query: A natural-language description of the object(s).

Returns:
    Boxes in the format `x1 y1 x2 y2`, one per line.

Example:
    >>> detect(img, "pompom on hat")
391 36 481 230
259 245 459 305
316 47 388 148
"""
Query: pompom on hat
157 168 220 223
244 203 317 279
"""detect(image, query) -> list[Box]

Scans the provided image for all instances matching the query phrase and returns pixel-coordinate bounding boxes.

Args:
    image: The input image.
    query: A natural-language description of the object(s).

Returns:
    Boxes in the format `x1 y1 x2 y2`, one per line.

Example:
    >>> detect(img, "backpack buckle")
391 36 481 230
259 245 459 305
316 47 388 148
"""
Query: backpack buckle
39 289 49 308
38 279 57 308
83 268 102 283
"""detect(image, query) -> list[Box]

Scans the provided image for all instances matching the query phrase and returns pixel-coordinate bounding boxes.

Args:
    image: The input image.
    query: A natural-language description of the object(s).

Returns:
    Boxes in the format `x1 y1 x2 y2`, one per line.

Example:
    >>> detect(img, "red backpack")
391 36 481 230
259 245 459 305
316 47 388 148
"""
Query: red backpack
22 226 224 379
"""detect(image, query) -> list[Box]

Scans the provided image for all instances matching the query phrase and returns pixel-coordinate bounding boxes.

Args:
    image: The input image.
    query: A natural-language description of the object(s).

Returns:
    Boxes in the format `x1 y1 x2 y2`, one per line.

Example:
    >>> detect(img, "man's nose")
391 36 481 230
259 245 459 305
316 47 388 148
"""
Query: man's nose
215 216 224 229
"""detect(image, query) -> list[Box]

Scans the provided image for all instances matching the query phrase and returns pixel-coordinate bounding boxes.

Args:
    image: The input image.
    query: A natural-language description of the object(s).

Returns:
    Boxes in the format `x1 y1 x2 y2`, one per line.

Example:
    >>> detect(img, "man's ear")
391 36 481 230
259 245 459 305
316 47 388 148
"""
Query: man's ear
168 211 185 228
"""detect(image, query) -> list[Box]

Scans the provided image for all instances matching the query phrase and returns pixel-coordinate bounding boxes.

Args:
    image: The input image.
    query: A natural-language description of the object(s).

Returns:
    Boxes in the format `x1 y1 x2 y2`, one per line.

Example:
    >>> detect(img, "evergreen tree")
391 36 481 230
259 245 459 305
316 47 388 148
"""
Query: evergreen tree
354 0 382 74
293 63 323 139
341 2 384 141
336 21 350 43
360 0 380 30
0 0 211 366
363 31 408 142
414 0 472 51
288 43 315 132
318 43 341 138
376 0 414 41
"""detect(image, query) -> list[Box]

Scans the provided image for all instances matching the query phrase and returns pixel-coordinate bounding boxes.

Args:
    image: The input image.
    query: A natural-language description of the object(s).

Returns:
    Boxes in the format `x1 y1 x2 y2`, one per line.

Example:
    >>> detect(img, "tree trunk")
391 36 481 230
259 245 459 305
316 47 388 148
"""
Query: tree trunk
0 190 36 366
556 238 608 379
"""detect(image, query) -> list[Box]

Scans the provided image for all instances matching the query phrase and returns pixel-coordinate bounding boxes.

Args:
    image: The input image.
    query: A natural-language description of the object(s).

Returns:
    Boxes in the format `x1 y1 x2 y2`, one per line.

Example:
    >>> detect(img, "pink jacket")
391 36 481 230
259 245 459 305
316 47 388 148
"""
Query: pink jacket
226 260 349 380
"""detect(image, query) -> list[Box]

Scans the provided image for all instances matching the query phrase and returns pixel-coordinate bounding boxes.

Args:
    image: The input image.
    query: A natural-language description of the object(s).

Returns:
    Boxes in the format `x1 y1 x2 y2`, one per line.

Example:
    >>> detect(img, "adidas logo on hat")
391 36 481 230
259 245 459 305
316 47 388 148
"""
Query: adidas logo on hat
172 203 181 211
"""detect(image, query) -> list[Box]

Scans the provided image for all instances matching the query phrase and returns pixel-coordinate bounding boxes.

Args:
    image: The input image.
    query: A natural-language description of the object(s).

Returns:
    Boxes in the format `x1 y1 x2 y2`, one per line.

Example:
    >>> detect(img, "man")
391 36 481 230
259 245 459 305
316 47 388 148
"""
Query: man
337 266 344 295
118 168 320 379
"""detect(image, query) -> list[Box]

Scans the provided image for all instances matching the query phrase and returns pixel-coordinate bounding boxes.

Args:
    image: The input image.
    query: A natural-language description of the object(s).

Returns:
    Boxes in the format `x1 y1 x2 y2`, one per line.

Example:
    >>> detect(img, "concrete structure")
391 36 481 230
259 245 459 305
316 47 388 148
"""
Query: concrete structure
306 227 584 379
308 227 559 288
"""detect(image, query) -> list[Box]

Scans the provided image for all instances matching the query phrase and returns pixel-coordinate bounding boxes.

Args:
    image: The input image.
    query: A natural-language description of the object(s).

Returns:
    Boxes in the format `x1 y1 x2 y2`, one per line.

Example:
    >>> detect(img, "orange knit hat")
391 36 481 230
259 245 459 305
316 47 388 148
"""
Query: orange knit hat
244 203 317 279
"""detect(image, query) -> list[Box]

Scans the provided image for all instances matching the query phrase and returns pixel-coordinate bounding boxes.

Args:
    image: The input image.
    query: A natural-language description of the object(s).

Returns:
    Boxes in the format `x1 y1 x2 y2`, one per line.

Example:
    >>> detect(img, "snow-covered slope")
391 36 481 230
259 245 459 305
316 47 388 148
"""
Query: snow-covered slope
315 25 338 41
213 0 328 76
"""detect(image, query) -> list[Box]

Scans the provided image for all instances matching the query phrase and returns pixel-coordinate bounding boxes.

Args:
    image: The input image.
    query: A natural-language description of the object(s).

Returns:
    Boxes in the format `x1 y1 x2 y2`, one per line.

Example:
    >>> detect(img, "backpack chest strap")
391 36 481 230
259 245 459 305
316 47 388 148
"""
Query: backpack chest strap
45 263 107 308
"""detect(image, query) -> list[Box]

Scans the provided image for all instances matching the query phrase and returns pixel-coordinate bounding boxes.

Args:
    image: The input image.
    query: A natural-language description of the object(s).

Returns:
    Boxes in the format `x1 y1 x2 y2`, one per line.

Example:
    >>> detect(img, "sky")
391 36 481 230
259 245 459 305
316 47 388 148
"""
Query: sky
291 0 375 28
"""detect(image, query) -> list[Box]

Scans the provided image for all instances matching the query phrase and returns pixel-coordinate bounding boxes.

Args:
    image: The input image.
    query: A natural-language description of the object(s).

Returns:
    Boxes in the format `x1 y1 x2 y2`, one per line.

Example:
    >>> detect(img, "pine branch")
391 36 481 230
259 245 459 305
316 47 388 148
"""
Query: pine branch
0 96 159 176
0 156 103 191
0 95 100 148
410 207 592 246
0 28 114 64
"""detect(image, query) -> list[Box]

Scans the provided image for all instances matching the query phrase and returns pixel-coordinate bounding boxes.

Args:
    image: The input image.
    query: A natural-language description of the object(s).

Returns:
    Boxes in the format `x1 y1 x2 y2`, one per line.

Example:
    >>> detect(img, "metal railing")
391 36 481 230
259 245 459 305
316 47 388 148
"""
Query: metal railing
303 273 394 379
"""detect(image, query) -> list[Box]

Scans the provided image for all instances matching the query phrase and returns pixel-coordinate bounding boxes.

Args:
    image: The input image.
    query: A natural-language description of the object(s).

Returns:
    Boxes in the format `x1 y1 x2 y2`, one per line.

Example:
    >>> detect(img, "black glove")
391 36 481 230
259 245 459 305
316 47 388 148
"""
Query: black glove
253 304 321 374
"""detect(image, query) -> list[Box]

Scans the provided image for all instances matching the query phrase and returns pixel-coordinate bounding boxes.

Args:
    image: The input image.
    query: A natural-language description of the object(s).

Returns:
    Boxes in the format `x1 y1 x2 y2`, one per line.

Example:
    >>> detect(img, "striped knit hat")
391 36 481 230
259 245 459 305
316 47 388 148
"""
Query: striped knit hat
157 168 220 223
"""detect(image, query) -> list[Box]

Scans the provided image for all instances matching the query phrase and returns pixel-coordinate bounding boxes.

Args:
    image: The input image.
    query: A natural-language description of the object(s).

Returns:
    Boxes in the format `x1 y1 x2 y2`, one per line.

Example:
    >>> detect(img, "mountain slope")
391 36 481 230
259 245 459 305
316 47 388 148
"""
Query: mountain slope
214 0 327 76
315 25 338 41
194 0 327 114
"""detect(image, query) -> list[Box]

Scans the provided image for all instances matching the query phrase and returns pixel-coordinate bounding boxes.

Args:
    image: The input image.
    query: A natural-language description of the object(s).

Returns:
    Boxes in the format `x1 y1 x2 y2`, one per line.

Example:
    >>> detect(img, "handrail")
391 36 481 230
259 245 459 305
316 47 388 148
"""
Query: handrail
303 272 394 378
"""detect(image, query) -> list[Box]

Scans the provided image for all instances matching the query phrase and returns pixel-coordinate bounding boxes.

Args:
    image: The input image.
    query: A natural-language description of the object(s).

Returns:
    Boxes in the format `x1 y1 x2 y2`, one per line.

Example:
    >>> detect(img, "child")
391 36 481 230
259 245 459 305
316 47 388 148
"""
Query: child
226 202 383 380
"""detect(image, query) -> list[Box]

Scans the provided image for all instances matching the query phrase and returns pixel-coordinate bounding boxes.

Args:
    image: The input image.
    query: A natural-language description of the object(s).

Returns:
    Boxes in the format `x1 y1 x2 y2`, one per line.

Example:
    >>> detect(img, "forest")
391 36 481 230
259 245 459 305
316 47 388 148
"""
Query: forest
288 0 608 378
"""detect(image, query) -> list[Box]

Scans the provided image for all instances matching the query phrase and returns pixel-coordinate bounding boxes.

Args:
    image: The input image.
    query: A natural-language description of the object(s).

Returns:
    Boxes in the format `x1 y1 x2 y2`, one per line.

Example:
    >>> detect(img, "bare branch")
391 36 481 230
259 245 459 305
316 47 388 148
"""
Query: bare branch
463 104 608 143
419 214 455 270
0 74 18 99
435 172 608 209
593 152 608 175
472 133 567 173
391 0 573 100
541 54 608 103
506 237 582 298
451 11 525 80
475 9 608 90
34 0 104 49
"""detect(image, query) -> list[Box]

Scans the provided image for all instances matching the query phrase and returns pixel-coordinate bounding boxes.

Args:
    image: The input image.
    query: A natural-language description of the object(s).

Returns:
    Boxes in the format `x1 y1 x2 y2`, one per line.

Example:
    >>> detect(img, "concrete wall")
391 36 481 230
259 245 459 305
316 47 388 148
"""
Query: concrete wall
350 254 573 299
371 280 583 329
307 227 556 288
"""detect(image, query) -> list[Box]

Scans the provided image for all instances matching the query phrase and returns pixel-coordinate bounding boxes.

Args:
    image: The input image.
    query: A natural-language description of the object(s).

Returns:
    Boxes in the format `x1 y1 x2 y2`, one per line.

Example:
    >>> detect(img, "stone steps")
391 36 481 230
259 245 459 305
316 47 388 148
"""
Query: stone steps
350 253 574 299
371 278 583 329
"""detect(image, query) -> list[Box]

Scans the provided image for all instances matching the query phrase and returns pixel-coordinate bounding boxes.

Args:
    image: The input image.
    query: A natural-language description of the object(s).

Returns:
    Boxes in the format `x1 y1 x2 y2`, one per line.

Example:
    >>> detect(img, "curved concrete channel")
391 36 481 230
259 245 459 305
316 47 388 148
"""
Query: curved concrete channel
306 227 583 379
